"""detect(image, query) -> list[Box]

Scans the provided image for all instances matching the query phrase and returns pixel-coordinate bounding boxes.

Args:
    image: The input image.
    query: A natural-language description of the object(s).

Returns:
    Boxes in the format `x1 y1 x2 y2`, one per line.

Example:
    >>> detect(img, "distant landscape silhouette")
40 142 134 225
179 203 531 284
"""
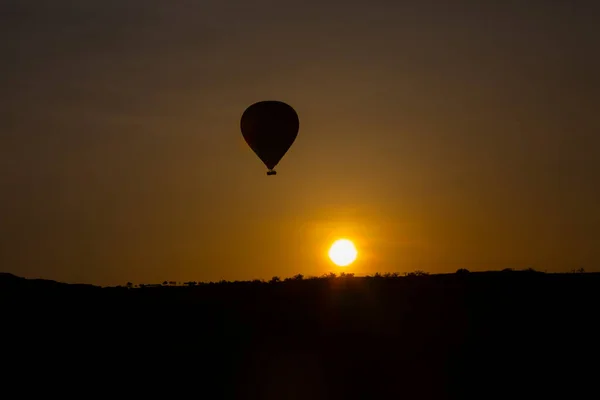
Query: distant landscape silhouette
2 268 597 399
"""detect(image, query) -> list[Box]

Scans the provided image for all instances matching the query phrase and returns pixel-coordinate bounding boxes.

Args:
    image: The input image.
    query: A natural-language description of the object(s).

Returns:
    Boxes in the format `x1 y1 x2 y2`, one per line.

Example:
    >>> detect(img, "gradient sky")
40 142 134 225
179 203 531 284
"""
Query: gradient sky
1 0 598 286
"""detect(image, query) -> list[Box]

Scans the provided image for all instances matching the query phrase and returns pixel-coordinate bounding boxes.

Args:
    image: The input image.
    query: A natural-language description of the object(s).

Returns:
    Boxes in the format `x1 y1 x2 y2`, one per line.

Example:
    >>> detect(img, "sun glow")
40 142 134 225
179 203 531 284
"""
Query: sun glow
328 239 358 267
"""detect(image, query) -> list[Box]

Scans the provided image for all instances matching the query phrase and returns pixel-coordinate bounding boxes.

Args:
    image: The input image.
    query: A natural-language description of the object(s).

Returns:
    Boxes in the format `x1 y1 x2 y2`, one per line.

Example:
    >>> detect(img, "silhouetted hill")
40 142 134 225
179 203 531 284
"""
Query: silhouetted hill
0 272 100 290
2 269 598 399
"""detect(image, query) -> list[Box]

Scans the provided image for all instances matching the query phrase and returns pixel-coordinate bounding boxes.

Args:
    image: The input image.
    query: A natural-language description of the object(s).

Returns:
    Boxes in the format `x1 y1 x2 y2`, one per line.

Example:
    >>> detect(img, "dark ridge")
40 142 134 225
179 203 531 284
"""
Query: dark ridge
2 269 597 399
0 271 100 290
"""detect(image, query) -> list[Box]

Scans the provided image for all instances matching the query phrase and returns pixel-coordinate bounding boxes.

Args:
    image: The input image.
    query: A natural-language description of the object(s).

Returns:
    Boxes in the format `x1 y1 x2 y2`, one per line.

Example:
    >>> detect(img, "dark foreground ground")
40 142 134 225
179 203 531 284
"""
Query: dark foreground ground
1 270 598 399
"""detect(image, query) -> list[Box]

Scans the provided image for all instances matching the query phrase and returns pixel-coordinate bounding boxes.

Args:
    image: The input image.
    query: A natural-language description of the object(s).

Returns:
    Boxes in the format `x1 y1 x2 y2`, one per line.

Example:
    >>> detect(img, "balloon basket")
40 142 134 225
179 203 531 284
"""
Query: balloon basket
267 170 277 176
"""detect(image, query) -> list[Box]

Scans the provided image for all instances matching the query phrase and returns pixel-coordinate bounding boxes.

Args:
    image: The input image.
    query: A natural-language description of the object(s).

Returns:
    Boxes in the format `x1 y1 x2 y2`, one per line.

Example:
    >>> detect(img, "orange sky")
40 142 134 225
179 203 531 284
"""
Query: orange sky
1 1 598 285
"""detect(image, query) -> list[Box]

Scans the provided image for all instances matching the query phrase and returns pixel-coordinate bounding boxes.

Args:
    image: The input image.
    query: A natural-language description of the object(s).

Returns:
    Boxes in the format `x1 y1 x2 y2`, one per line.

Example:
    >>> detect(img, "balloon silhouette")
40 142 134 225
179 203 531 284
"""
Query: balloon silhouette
240 100 299 176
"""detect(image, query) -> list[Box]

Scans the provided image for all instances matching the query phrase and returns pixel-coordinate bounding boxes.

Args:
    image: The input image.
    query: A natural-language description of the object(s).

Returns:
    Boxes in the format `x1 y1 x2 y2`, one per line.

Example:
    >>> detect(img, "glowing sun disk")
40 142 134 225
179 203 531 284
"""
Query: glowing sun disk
328 239 358 267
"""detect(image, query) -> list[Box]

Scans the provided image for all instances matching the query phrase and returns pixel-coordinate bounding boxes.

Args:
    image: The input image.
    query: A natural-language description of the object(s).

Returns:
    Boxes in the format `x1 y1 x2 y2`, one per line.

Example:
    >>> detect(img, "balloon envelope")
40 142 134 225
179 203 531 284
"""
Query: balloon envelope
240 101 299 174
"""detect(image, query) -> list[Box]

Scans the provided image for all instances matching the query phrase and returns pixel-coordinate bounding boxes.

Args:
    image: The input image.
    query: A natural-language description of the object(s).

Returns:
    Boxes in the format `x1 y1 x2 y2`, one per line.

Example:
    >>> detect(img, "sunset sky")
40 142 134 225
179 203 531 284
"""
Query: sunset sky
1 1 598 286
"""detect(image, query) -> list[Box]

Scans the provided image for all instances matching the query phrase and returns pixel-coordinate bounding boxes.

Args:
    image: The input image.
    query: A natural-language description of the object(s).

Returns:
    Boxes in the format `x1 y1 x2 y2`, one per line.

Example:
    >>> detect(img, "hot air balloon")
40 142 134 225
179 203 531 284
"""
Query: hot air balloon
240 100 299 176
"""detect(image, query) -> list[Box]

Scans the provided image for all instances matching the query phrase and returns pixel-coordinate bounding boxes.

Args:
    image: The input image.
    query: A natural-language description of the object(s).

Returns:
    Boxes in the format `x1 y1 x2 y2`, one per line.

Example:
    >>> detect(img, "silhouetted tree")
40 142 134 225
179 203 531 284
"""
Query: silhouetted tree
405 270 429 277
456 268 470 275
270 276 280 283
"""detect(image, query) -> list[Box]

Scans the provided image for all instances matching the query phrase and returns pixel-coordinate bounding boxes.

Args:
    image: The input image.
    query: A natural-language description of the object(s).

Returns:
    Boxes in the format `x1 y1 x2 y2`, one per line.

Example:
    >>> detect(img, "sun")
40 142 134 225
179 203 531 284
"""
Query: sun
328 239 358 267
